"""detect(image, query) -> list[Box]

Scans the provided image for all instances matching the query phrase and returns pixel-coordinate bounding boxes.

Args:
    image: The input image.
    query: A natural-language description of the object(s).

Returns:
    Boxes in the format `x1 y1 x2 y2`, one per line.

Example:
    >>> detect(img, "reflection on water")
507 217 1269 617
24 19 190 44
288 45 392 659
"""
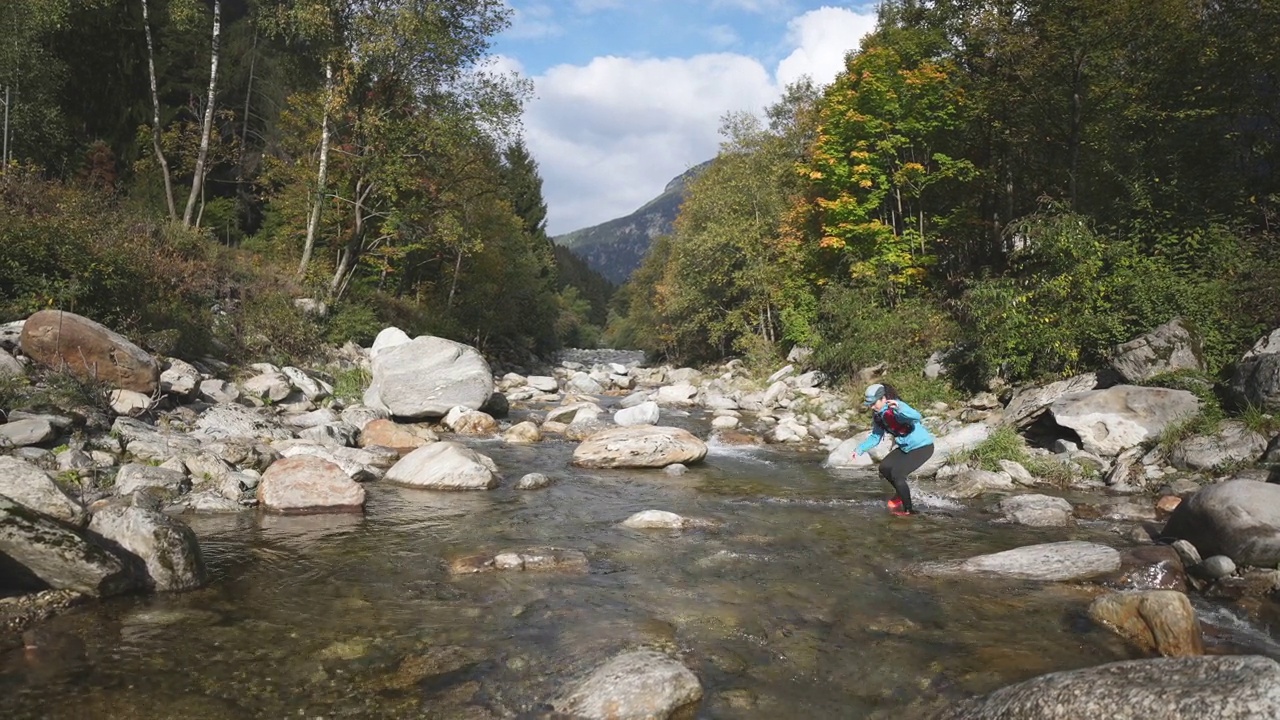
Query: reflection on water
1 425 1276 719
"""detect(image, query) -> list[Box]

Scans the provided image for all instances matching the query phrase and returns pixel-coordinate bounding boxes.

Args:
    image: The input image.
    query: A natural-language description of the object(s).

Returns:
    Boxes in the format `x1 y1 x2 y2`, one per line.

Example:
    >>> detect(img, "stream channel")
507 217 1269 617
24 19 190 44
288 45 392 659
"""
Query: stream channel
4 404 1280 719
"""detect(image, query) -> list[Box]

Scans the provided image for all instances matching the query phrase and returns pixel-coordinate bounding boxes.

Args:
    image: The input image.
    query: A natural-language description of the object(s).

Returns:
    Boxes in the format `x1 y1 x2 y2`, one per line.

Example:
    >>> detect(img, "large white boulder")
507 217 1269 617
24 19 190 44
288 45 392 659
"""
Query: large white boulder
572 426 707 469
368 336 494 419
384 441 499 490
1162 480 1280 568
1049 385 1200 456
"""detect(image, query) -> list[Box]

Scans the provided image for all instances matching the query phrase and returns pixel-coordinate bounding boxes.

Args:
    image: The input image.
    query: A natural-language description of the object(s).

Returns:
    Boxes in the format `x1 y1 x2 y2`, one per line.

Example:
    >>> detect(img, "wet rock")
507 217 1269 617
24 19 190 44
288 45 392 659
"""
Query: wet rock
938 468 1014 499
1205 568 1280 600
1049 385 1201 456
915 541 1121 582
448 547 588 574
622 510 718 530
0 418 56 448
385 441 499 490
546 401 603 425
0 496 134 596
443 406 498 435
19 310 159 394
1200 555 1236 580
503 421 542 444
1161 479 1280 567
572 426 708 469
257 456 365 514
556 649 702 720
516 473 551 490
173 490 242 513
1170 539 1201 568
0 456 86 526
614 401 660 427
87 506 207 591
1088 590 1203 657
932 655 1280 720
1104 545 1187 592
992 494 1073 527
664 464 688 477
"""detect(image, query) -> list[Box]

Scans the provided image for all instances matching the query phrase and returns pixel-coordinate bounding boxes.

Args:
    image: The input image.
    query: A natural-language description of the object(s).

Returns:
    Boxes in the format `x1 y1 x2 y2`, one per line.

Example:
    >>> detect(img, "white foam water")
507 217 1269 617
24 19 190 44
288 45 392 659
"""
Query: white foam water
1196 603 1280 658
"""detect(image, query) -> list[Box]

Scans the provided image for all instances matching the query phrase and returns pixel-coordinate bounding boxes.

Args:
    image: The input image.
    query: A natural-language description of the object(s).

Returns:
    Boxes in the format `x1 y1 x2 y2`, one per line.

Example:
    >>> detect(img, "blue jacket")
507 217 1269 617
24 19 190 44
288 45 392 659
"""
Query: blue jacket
855 400 934 455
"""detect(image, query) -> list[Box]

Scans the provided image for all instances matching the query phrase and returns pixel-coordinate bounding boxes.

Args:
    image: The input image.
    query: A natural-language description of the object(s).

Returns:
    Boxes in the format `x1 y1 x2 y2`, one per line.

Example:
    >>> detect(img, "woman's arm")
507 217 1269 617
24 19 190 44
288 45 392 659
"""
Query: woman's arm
855 417 885 455
888 400 923 421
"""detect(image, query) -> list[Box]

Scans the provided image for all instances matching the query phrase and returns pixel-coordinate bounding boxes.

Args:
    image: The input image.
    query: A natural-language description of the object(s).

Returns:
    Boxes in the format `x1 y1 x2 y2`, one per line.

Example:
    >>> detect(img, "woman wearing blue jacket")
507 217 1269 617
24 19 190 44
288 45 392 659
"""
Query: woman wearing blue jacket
853 383 935 516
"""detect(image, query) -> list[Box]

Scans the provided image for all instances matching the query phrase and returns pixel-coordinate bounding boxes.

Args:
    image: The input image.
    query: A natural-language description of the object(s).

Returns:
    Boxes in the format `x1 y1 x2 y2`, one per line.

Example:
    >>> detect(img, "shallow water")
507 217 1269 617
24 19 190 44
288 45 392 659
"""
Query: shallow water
3 413 1277 719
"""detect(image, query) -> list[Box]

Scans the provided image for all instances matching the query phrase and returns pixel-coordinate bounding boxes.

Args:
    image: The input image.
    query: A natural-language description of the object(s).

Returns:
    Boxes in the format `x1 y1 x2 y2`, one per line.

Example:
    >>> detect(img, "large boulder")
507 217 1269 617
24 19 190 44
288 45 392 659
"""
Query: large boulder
1166 420 1268 471
825 423 992 473
18 310 159 393
1161 480 1280 567
572 426 708 469
1003 373 1099 429
932 655 1280 720
384 441 499 490
1231 327 1280 412
1048 385 1201 457
367 336 494 419
87 506 207 592
1087 590 1202 657
916 541 1121 582
256 456 366 513
992 494 1074 527
1110 317 1207 383
0 496 135 596
0 456 86 525
555 649 703 720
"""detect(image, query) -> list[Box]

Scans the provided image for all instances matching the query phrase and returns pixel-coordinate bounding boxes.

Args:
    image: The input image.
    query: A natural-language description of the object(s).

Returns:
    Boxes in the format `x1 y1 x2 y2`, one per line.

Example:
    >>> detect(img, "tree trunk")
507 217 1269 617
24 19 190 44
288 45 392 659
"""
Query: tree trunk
235 20 258 203
183 0 222 228
298 63 333 280
141 0 176 221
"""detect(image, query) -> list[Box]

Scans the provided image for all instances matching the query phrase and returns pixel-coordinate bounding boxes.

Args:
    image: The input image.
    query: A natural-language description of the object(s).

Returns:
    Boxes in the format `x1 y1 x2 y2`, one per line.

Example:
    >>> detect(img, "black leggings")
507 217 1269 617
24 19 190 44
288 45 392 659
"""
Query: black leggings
879 444 934 513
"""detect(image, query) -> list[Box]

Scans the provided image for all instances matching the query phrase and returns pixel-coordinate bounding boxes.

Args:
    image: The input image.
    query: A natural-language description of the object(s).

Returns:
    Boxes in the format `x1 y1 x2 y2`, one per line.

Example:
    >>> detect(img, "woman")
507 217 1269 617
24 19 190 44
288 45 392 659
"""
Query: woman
853 383 935 516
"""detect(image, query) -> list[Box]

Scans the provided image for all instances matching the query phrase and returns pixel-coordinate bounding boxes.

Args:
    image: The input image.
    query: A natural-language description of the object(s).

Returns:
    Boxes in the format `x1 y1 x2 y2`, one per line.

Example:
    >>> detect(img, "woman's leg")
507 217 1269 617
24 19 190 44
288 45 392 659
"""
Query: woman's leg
880 445 935 513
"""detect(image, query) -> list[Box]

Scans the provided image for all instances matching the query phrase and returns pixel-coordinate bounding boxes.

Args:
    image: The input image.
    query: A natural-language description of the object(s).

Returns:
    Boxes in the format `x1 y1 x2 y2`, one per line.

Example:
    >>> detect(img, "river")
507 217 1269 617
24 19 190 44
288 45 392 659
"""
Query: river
3 405 1279 719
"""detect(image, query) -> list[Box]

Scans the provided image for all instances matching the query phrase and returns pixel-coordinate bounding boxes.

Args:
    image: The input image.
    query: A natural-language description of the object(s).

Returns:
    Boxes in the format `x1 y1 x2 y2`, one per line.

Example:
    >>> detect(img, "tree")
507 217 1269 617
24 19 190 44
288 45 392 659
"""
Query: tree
182 0 222 227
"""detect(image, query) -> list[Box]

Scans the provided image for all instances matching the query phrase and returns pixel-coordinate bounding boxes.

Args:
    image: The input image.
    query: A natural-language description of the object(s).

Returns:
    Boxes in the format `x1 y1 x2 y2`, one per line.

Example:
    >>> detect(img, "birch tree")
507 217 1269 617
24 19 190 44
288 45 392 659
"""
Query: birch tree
182 0 222 228
140 0 177 220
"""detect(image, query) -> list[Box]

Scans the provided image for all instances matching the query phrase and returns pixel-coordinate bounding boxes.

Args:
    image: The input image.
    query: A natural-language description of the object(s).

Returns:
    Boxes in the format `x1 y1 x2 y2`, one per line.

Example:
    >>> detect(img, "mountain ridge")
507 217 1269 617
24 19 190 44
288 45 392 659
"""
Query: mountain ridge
552 160 710 285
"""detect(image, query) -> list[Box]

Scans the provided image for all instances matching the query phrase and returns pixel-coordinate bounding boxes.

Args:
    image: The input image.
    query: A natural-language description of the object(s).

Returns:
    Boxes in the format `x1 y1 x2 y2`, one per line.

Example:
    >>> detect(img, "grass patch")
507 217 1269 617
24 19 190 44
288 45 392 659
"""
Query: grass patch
949 425 1030 471
1239 403 1280 436
1156 411 1223 454
331 367 372 402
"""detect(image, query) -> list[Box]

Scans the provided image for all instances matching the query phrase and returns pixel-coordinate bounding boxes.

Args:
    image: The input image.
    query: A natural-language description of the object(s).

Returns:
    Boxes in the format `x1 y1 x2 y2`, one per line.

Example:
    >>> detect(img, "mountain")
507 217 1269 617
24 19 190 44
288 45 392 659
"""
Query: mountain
552 161 710 285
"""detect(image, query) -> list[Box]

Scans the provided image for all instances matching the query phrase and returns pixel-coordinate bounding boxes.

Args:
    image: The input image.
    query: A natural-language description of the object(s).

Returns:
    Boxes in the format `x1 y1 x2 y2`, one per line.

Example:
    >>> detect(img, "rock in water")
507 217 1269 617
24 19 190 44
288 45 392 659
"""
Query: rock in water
557 649 703 720
572 426 707 469
87 506 207 592
932 655 1280 720
1161 479 1280 568
916 541 1121 582
19 309 159 393
368 336 493 419
0 496 135 596
1087 591 1202 657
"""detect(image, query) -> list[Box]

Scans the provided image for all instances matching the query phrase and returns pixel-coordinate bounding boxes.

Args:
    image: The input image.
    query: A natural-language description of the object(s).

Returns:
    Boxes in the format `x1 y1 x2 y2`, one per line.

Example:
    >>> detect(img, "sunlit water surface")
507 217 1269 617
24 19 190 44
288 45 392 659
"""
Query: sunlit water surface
3 411 1277 719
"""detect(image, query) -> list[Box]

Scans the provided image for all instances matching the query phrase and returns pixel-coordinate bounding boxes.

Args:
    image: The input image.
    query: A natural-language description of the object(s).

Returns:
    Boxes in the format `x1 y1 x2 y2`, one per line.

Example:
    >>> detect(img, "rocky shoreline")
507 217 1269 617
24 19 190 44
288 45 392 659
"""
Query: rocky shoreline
2 311 1280 717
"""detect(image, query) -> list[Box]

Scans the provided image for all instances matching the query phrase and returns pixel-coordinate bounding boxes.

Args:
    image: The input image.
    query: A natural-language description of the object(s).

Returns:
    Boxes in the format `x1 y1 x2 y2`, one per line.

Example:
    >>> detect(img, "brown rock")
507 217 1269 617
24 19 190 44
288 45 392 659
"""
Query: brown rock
19 310 159 393
1156 495 1182 518
358 419 437 454
1103 544 1187 592
1088 590 1203 657
256 455 365 514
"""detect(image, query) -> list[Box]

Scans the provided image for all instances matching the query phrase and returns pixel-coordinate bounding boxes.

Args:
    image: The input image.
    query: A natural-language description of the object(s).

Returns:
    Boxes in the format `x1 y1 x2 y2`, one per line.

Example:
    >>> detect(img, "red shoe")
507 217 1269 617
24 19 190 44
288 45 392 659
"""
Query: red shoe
889 508 914 517
887 496 903 512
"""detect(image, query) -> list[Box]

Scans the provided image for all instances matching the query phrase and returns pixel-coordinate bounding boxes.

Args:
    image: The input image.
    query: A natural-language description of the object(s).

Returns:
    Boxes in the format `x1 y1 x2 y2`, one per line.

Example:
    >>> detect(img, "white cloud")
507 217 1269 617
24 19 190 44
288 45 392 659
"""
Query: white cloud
705 24 741 48
523 6 878 235
775 6 877 87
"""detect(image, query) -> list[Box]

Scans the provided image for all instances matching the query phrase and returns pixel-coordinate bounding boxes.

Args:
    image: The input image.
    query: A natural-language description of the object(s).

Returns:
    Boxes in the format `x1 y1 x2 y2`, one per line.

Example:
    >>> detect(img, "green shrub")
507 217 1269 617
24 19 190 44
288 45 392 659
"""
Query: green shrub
949 425 1029 471
219 293 322 367
809 285 958 381
324 303 383 347
331 367 371 401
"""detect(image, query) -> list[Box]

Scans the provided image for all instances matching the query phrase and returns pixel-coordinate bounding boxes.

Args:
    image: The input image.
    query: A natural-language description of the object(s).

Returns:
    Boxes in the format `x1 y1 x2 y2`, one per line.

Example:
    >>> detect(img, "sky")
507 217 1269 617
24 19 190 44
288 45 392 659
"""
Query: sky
490 1 880 236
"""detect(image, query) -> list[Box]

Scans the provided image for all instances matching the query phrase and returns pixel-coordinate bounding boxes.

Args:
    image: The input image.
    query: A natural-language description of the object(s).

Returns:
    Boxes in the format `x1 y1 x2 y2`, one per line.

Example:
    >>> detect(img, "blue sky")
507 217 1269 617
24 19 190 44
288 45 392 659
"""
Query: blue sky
491 1 880 235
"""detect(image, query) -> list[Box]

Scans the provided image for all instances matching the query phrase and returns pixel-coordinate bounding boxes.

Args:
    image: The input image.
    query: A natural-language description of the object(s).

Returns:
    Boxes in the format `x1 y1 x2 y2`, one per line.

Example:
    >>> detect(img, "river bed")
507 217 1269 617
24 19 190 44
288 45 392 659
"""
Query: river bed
3 410 1278 719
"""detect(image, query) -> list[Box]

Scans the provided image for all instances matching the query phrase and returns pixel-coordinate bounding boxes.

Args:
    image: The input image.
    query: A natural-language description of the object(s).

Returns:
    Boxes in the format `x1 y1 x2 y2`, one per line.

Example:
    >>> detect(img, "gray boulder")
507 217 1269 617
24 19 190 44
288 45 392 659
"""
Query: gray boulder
1003 373 1098 428
556 649 702 720
1162 480 1280 567
0 417 57 448
932 655 1280 720
384 441 499 490
916 541 1120 582
1167 420 1268 471
368 336 494 419
0 456 86 525
0 349 23 378
87 506 207 592
1049 385 1200 456
1231 327 1280 412
1110 317 1207 383
992 494 1074 527
571 426 708 469
0 496 134 596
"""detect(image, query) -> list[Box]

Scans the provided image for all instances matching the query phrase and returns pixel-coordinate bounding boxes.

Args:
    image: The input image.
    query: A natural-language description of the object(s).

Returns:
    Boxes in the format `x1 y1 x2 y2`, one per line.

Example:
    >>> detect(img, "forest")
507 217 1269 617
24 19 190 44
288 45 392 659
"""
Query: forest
2 0 1279 397
0 0 609 367
610 0 1280 397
